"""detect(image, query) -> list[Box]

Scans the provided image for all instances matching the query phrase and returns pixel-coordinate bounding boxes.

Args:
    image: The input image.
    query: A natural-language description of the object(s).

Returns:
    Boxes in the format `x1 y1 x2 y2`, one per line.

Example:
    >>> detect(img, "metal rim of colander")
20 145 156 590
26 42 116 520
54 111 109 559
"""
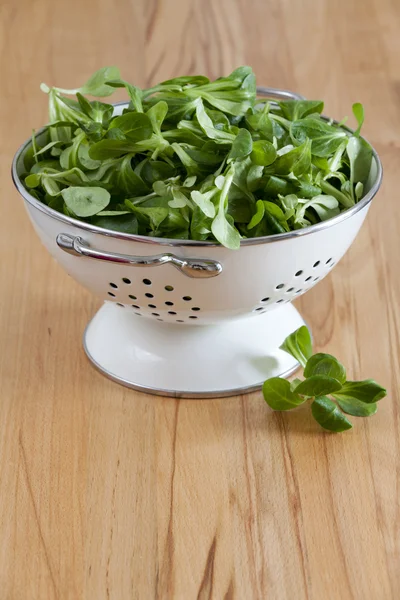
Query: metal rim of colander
11 99 383 249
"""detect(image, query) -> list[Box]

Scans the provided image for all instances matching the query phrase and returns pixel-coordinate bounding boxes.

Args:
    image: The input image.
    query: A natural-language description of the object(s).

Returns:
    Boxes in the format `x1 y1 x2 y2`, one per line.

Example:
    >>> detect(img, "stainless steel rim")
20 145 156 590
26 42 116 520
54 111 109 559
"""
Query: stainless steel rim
82 322 301 398
11 91 383 249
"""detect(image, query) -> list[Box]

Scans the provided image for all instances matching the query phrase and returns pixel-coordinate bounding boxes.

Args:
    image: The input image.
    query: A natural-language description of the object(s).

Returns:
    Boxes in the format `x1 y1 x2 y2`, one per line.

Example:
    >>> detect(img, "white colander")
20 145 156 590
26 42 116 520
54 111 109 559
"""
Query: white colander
12 88 383 397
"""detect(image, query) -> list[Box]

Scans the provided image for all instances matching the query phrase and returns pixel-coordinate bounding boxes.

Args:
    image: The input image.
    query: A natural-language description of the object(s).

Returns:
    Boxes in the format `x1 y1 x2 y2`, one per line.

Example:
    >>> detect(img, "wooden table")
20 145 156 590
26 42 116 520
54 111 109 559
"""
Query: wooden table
1 0 399 598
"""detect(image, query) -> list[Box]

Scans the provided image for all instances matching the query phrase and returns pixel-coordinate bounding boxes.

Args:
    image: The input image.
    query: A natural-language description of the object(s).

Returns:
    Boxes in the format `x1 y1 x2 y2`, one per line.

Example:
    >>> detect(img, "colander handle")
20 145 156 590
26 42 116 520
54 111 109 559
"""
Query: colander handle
256 86 305 101
56 233 222 279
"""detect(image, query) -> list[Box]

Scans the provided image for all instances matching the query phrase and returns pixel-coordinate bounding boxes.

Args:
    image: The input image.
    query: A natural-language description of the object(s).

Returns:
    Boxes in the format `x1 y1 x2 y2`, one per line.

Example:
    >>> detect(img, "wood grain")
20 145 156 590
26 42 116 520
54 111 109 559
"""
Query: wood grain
0 0 399 598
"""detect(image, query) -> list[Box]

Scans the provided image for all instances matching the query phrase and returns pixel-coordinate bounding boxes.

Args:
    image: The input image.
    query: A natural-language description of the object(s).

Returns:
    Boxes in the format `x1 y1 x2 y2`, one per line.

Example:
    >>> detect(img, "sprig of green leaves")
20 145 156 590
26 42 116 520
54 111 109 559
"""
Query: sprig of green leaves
263 326 387 432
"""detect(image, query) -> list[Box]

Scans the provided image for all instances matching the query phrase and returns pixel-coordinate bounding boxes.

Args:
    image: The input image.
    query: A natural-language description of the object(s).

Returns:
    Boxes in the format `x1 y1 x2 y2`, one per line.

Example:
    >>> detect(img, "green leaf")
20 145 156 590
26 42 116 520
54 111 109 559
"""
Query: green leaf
169 189 191 209
280 326 313 368
146 101 168 134
250 140 277 166
195 100 235 142
279 100 324 121
352 103 364 137
109 112 153 141
294 375 343 397
48 196 64 212
263 377 306 411
191 190 216 218
33 141 63 157
79 66 121 96
61 186 110 217
248 199 264 229
171 142 202 175
140 160 176 185
107 80 143 112
211 201 241 249
304 353 346 384
290 118 348 158
246 103 273 139
308 195 339 221
190 205 212 240
91 212 139 234
155 75 209 87
51 66 121 97
263 210 286 234
25 173 41 188
246 164 264 192
78 144 101 170
294 195 339 225
183 175 197 187
126 202 169 230
211 167 241 249
274 139 311 176
88 139 138 160
319 179 354 209
311 397 352 432
228 129 253 161
355 181 364 200
117 155 149 195
42 176 61 196
76 93 113 126
332 380 387 405
335 398 377 418
263 201 286 222
264 175 296 198
347 136 372 202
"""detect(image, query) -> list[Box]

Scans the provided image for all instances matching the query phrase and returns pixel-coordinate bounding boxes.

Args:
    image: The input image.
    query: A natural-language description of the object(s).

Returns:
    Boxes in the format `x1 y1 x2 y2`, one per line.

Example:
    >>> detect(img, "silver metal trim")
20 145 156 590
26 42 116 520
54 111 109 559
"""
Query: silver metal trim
56 233 222 277
82 322 301 398
256 86 305 101
12 88 383 249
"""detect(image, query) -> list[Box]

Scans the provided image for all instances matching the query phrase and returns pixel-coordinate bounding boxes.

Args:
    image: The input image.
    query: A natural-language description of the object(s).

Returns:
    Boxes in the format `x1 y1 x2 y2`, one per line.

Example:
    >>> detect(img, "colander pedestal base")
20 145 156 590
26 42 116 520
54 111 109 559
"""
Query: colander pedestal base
83 302 307 398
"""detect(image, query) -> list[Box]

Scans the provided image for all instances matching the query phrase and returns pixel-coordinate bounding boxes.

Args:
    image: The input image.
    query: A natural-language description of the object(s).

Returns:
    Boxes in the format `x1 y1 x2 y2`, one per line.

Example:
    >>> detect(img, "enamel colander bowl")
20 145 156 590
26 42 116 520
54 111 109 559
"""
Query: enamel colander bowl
12 88 382 397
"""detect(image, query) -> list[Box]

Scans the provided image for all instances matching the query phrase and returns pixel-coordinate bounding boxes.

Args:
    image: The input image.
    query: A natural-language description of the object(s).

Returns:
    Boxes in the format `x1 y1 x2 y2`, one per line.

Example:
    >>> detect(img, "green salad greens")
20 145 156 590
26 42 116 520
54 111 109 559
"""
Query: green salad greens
263 327 386 432
23 66 373 249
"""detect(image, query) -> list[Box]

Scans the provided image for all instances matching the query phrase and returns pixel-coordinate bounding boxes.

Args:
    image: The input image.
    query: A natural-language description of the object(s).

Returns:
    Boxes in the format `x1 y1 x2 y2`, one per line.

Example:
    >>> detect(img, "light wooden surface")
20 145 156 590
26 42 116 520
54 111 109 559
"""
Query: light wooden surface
1 0 399 598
